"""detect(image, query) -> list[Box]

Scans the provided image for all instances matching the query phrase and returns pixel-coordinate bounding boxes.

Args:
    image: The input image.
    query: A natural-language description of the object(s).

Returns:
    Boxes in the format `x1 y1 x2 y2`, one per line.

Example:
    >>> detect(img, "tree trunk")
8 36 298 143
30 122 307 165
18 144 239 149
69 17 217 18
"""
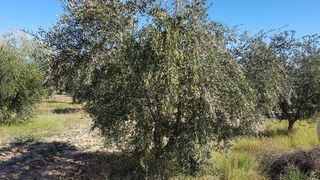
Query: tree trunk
72 95 77 104
153 122 163 159
166 103 181 151
288 119 296 132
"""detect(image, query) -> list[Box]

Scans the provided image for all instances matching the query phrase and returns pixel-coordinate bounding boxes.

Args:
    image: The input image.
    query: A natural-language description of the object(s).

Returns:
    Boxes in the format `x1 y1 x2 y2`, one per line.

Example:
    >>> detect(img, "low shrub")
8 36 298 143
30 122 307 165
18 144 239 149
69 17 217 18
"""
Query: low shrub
261 148 320 179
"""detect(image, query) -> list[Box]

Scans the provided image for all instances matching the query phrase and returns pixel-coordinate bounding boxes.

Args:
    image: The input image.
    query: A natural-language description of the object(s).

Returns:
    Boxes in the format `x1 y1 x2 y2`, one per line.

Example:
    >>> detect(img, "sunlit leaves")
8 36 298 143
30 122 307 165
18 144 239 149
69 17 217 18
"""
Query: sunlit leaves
0 31 43 123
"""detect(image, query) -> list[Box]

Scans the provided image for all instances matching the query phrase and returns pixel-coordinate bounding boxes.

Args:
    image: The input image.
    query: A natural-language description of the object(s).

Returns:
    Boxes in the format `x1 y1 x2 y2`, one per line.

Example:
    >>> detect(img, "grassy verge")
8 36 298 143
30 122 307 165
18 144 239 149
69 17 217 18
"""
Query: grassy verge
213 120 319 180
0 95 87 145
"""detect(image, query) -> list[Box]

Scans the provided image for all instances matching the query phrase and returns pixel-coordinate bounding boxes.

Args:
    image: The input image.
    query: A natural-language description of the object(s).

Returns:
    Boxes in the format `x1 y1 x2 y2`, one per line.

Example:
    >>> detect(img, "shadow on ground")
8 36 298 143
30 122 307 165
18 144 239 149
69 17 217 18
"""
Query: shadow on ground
52 108 83 114
258 128 289 138
42 100 64 104
0 141 143 179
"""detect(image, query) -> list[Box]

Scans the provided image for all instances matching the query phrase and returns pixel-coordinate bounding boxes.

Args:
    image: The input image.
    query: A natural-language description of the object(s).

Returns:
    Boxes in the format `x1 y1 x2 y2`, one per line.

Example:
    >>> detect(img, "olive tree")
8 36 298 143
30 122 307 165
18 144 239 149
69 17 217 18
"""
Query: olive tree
0 31 43 123
232 31 296 115
232 31 320 131
279 35 320 131
43 0 259 176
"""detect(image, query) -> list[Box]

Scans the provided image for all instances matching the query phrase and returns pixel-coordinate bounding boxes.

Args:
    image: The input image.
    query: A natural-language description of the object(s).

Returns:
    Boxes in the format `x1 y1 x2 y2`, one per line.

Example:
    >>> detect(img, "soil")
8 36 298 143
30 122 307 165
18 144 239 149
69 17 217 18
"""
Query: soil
0 115 117 179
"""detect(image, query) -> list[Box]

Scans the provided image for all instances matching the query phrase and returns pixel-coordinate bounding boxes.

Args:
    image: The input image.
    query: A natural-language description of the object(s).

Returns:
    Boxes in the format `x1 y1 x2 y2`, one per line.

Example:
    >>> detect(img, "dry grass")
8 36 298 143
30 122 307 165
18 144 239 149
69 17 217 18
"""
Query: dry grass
0 95 103 151
212 119 319 180
0 95 108 179
1 96 320 179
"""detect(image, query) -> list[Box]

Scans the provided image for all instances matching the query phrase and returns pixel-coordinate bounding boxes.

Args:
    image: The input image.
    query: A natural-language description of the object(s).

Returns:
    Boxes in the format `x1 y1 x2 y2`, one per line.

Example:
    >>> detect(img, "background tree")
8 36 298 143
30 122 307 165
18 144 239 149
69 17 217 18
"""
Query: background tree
232 30 296 115
43 0 260 176
232 31 320 131
279 35 320 131
0 30 43 123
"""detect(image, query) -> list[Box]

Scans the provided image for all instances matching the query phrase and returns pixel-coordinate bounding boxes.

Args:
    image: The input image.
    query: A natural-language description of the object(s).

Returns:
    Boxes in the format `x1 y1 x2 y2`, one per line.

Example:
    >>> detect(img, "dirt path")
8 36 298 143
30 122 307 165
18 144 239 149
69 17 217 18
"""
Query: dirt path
0 103 116 179
0 118 108 180
0 95 142 179
0 141 87 179
0 122 123 180
0 139 139 180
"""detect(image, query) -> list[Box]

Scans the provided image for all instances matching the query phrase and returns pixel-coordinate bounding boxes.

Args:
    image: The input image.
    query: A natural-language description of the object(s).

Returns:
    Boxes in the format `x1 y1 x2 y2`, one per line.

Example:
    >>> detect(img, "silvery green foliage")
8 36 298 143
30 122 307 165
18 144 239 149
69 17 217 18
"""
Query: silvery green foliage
40 0 133 94
232 31 320 131
44 0 259 175
0 31 43 123
279 35 320 131
232 30 296 115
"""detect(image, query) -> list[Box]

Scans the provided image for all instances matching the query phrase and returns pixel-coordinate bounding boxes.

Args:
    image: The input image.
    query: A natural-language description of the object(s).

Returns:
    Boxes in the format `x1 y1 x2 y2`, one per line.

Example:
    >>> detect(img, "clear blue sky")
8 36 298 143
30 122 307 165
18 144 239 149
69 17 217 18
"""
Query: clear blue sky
210 0 320 37
0 0 319 37
0 0 62 34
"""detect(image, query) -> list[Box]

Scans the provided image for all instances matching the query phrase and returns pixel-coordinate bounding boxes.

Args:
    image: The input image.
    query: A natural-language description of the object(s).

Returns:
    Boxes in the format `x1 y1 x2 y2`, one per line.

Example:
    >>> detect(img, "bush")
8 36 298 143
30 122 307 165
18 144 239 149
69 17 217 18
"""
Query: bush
261 148 320 179
0 42 43 123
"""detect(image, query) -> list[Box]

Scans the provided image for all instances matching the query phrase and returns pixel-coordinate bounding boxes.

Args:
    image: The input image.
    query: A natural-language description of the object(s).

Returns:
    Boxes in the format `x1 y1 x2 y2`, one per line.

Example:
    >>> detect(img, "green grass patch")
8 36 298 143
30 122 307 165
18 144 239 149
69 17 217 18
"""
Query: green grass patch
0 113 84 144
212 120 319 179
0 95 86 145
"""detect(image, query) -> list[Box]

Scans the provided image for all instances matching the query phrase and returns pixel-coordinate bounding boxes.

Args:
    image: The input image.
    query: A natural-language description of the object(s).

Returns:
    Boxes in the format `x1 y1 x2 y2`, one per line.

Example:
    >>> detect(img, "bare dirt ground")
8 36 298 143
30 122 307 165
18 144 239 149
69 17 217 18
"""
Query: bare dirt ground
0 120 106 179
0 140 133 180
0 96 134 180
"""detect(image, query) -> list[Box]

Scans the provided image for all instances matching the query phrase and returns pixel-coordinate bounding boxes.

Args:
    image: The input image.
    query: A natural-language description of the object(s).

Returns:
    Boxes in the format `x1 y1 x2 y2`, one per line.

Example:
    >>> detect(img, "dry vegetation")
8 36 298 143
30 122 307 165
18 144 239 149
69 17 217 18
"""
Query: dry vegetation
212 120 319 179
0 95 319 179
0 95 101 149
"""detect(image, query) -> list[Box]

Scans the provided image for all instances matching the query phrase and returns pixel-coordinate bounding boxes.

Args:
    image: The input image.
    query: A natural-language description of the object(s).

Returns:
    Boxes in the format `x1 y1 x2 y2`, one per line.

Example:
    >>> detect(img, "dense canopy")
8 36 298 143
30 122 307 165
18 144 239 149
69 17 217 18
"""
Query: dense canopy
0 31 43 123
39 0 320 176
